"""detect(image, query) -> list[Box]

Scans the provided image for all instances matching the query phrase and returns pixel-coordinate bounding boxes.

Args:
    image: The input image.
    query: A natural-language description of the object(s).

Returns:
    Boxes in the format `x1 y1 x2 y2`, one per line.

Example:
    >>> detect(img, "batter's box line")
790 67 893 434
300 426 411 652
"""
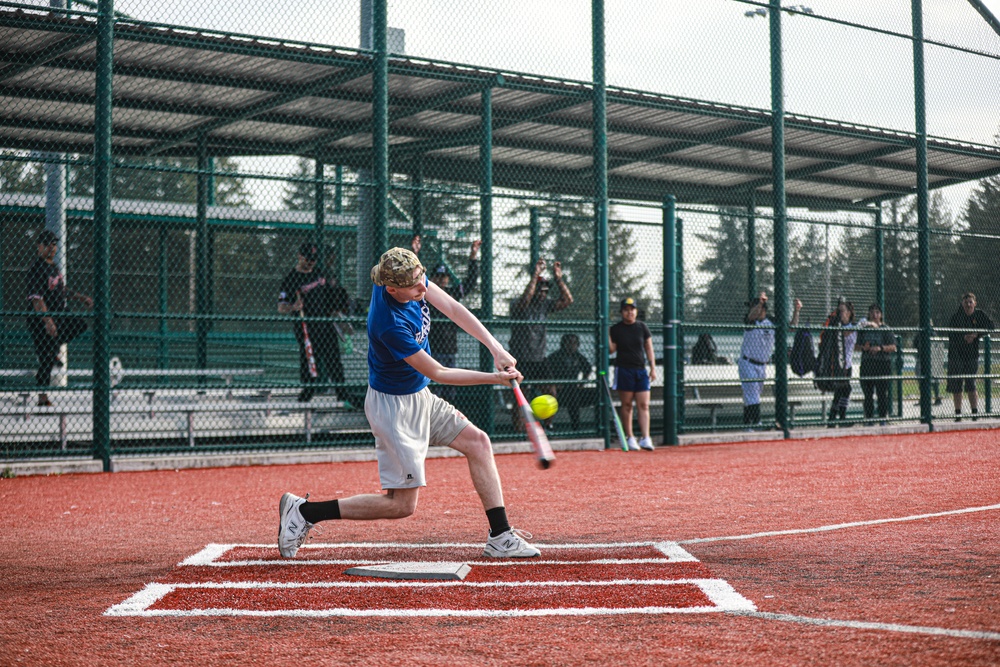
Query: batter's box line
104 578 755 618
179 541 698 567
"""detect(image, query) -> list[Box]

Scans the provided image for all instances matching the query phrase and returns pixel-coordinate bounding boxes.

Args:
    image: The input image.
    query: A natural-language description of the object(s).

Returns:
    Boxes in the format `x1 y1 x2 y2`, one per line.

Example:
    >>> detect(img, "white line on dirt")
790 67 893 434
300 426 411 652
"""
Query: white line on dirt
732 610 1000 641
678 503 1000 544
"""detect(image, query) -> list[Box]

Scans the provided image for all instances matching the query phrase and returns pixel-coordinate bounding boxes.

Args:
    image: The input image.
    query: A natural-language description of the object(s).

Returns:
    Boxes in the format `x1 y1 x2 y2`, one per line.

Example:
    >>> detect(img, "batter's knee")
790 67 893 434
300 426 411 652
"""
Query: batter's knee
452 425 493 460
386 489 419 518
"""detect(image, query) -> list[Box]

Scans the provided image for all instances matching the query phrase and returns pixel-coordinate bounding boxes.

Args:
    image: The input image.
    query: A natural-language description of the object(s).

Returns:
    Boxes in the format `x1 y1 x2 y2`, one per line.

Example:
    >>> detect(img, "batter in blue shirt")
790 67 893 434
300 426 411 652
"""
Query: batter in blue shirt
277 247 541 561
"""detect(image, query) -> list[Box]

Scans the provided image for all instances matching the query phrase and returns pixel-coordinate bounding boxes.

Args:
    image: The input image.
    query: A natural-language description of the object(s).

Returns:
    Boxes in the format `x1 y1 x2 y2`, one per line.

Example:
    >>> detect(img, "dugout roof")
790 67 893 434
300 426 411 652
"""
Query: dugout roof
3 7 1000 210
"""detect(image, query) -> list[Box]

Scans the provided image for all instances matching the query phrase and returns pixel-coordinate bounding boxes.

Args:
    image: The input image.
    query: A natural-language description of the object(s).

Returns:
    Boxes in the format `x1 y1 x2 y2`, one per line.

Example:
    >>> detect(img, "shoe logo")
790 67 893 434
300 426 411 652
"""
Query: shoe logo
502 539 514 549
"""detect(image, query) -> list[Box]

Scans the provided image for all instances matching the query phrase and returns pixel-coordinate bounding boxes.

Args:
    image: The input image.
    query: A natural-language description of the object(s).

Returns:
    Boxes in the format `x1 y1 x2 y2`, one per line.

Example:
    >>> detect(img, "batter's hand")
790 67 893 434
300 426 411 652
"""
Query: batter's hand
495 366 522 386
553 261 563 281
495 349 517 375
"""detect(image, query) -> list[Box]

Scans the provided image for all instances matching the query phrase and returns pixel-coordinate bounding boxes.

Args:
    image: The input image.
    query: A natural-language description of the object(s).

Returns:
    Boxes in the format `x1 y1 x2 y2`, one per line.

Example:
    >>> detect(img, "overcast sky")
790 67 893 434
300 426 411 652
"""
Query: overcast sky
19 0 998 216
105 0 1000 143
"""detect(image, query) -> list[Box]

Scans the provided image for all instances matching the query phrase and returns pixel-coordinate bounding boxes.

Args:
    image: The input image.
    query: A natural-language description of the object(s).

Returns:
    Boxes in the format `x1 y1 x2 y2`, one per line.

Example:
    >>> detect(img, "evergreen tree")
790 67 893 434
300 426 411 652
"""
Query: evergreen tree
691 207 772 323
788 223 831 324
0 153 45 194
956 172 1000 321
498 199 651 323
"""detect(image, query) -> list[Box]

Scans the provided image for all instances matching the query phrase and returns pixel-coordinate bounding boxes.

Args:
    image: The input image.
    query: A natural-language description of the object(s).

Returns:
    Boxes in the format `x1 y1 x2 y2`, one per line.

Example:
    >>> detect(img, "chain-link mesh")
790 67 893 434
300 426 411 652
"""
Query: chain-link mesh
2 0 1000 464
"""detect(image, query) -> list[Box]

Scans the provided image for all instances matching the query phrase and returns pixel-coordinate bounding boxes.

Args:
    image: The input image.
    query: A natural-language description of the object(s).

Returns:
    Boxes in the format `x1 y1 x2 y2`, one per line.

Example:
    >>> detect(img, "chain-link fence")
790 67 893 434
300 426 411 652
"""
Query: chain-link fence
2 0 999 467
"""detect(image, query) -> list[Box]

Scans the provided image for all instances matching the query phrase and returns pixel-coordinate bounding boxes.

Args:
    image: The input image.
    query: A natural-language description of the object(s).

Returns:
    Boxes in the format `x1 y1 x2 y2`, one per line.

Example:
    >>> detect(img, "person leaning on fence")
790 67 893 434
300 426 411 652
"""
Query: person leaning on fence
277 247 540 561
26 230 93 407
815 300 858 427
857 304 897 425
278 242 349 403
546 333 595 431
946 292 995 422
739 292 802 430
427 240 481 403
609 297 656 450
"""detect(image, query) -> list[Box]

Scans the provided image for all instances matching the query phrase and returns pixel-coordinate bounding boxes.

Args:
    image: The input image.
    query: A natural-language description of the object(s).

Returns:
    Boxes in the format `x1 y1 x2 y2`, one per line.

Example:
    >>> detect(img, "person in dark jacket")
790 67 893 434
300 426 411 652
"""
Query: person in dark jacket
26 230 93 407
946 292 995 421
428 240 480 402
545 333 594 431
857 304 897 425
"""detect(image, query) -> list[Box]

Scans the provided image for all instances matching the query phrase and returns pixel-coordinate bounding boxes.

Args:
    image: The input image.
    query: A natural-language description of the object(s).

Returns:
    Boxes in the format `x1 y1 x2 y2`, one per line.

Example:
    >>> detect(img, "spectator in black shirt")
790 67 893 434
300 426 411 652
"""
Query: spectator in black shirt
609 298 656 451
428 240 480 402
946 292 995 421
25 230 92 407
857 304 897 425
278 243 351 403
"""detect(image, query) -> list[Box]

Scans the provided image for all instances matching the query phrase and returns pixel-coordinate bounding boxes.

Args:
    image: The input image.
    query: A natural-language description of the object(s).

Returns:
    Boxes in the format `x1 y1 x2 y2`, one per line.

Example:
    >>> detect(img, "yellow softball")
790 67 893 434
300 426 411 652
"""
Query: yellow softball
530 394 559 420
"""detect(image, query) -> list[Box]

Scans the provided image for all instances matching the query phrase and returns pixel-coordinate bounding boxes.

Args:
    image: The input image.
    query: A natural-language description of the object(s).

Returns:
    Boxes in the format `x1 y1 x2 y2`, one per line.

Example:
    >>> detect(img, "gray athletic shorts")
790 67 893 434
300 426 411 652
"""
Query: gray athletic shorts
364 385 471 489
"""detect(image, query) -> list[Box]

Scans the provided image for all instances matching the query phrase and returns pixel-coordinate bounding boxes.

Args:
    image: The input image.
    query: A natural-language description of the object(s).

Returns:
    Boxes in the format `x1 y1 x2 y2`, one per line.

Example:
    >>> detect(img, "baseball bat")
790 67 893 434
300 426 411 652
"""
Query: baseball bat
600 371 629 452
299 307 318 379
509 378 555 469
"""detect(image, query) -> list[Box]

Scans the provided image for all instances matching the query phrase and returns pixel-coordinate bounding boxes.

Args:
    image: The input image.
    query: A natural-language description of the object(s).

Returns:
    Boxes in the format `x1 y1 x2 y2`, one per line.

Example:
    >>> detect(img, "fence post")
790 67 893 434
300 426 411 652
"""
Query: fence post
913 0 933 427
528 207 540 269
158 225 168 370
92 0 115 471
875 207 884 311
663 196 678 446
676 216 685 432
314 160 326 251
746 193 756 305
769 0 790 437
411 164 423 240
371 0 389 263
985 335 992 415
195 143 211 373
593 0 610 449
478 87 495 436
334 165 343 215
895 334 903 418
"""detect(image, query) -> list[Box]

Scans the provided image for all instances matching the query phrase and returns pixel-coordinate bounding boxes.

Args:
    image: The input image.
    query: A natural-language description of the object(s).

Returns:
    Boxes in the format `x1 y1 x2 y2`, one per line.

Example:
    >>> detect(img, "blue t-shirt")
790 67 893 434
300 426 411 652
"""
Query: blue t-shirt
367 279 432 395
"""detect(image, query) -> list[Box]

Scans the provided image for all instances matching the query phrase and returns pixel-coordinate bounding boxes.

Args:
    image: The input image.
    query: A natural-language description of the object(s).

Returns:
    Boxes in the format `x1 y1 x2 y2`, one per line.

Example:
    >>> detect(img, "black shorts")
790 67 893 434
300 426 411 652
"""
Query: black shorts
946 355 978 393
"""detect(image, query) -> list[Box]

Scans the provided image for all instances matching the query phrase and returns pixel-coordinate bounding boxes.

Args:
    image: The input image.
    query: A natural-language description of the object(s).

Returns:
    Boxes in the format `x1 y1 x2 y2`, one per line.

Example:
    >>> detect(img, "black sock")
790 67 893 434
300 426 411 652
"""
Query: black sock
299 499 339 524
486 506 510 537
743 406 753 425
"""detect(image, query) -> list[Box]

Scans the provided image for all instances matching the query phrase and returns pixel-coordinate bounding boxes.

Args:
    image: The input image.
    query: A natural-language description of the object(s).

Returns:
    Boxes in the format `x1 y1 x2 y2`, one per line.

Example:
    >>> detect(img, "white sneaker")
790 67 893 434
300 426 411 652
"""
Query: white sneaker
483 528 541 558
277 492 314 558
626 436 640 451
638 437 654 451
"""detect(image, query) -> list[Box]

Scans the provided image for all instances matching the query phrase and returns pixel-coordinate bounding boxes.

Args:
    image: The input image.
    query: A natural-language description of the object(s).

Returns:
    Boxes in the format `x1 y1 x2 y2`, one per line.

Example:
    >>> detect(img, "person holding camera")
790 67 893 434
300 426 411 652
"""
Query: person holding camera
739 292 801 429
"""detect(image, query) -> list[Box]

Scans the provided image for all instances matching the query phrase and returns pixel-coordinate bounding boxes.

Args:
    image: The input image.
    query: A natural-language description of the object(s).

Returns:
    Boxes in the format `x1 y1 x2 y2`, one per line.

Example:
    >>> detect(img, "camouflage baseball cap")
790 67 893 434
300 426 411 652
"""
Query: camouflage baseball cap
371 247 425 288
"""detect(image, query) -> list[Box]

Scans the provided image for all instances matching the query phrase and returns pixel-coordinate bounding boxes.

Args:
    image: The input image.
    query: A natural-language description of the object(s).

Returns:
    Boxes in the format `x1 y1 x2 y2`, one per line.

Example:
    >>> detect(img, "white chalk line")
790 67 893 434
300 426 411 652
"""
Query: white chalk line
730 610 1000 642
104 578 754 617
179 541 696 567
678 503 1000 544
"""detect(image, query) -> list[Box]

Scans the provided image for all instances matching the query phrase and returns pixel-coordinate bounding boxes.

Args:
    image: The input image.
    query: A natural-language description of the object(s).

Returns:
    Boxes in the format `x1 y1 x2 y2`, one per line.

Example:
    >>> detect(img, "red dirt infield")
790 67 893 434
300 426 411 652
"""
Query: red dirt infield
2 429 998 665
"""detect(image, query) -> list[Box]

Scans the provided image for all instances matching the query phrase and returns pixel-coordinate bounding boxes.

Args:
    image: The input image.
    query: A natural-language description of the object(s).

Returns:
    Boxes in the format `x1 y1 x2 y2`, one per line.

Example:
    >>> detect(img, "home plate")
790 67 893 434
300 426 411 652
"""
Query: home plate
344 562 471 580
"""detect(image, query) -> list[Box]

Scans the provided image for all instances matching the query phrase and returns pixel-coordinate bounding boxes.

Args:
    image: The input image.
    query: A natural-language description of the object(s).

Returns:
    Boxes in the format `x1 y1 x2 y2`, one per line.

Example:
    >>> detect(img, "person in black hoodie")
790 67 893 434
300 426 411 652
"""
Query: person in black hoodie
946 292 995 421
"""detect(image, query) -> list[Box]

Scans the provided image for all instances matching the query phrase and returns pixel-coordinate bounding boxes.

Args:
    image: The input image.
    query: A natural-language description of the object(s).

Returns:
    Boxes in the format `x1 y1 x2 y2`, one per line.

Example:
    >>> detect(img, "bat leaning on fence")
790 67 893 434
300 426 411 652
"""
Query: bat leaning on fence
600 371 630 452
